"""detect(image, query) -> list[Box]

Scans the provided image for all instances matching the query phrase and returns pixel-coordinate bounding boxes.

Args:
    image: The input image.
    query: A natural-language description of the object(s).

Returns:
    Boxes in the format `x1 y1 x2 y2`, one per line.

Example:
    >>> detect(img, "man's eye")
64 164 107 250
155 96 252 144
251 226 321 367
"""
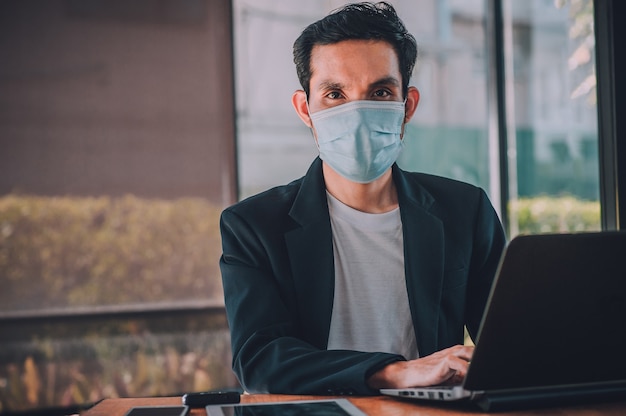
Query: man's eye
327 91 342 99
373 89 391 98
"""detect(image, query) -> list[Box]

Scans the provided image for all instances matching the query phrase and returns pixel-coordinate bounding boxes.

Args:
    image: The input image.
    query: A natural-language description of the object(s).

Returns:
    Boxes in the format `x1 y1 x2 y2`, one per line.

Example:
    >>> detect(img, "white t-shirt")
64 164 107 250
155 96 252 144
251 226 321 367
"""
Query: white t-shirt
326 192 418 360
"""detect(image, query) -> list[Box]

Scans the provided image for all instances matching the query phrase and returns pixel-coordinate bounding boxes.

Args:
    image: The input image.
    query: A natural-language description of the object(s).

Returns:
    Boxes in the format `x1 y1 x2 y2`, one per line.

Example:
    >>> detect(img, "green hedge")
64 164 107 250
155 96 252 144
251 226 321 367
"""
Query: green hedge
510 195 601 234
0 194 224 311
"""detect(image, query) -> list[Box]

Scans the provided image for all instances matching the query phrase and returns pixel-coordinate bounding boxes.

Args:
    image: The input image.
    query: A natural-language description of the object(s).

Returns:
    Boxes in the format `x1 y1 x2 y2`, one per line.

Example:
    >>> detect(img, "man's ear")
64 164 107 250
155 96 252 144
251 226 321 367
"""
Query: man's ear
292 90 313 128
403 86 420 124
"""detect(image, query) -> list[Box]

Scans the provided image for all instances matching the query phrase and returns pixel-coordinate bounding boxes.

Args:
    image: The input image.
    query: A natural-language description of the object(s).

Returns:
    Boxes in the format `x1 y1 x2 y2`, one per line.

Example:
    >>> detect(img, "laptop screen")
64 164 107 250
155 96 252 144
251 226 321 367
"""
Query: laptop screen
463 231 626 392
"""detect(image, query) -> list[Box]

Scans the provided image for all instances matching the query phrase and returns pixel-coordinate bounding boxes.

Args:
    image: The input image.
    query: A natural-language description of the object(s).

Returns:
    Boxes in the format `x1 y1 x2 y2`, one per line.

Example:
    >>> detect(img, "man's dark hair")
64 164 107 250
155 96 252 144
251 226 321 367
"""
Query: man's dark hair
293 2 417 98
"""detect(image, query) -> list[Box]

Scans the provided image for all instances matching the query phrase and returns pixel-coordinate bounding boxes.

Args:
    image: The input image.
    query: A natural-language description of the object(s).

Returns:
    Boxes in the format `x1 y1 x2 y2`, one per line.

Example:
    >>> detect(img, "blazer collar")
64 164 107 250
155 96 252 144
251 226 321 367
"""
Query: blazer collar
285 158 335 348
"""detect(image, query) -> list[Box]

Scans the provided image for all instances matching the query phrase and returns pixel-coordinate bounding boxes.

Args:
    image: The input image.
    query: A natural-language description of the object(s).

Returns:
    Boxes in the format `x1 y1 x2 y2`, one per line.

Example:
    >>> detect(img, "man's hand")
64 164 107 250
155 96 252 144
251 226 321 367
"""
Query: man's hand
367 345 473 389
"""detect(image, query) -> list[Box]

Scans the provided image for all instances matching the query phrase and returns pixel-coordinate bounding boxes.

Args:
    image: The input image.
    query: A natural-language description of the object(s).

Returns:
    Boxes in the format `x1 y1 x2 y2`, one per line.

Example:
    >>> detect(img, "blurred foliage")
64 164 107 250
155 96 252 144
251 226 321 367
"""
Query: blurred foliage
555 0 596 105
0 329 238 413
0 194 224 311
510 195 600 234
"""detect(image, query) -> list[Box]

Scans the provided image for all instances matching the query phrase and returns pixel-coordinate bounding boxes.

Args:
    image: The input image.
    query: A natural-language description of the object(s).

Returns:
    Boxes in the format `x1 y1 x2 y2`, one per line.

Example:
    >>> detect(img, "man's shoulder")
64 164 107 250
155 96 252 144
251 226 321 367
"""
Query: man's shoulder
223 177 305 216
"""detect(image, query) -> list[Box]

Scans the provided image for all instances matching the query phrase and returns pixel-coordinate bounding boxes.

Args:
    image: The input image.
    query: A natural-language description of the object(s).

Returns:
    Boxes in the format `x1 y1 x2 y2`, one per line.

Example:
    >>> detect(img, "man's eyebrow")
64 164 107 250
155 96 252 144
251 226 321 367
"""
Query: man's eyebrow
315 77 400 91
316 80 345 91
371 76 401 87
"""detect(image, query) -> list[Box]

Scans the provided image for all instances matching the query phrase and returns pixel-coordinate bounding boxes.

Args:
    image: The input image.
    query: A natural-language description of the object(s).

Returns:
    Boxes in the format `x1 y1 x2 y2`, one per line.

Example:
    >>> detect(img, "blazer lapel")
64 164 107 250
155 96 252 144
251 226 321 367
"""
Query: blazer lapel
285 159 335 349
394 165 445 357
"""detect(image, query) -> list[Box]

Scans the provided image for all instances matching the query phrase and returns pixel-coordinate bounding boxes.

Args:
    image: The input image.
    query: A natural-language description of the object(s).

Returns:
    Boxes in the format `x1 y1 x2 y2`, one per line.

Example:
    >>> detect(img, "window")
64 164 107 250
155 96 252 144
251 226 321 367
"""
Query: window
0 0 238 413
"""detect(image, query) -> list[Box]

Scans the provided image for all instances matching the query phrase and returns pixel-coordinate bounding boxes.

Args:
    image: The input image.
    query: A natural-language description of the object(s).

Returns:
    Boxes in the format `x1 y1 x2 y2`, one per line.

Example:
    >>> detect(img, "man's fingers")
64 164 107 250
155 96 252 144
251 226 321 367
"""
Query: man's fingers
450 345 474 360
369 345 475 388
446 353 470 374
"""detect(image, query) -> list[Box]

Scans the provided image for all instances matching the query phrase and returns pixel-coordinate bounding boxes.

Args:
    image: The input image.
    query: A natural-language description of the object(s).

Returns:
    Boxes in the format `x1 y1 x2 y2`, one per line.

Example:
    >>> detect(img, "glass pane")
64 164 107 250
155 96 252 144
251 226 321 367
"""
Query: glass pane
504 0 600 236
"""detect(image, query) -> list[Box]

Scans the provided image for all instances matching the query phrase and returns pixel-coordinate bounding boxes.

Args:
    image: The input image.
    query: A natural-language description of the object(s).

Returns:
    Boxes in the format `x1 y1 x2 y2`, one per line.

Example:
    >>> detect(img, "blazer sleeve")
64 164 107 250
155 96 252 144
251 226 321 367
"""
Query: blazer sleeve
219 207 404 396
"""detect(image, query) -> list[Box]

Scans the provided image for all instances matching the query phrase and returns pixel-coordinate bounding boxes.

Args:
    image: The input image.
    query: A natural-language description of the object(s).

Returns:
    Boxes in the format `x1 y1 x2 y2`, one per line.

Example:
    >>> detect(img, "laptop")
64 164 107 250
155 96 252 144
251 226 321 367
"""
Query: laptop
381 231 626 411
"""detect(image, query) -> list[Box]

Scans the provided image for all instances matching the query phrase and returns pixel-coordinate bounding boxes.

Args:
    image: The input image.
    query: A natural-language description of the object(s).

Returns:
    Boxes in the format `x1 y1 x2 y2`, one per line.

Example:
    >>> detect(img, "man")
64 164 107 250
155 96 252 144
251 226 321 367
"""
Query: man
219 2 506 396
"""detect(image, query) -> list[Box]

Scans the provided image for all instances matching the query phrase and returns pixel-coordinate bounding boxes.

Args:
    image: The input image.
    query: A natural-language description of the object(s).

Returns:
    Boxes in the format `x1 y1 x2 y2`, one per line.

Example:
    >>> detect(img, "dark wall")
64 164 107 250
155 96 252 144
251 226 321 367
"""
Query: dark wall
0 0 237 204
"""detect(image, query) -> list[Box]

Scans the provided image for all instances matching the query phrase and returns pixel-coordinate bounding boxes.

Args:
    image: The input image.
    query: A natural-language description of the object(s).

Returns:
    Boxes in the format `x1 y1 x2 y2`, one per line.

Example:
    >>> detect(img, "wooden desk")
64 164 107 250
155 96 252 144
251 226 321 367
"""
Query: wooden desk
82 394 626 416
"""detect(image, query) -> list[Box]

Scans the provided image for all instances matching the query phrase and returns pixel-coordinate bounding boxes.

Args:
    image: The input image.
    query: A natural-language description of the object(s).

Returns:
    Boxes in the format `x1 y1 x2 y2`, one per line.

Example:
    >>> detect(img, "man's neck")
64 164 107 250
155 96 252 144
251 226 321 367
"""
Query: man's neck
322 162 398 214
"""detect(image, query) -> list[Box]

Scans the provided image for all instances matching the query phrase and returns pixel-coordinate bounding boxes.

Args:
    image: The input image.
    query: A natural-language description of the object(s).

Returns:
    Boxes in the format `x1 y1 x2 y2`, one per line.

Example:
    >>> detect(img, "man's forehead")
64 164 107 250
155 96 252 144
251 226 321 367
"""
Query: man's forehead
309 39 398 62
308 40 402 87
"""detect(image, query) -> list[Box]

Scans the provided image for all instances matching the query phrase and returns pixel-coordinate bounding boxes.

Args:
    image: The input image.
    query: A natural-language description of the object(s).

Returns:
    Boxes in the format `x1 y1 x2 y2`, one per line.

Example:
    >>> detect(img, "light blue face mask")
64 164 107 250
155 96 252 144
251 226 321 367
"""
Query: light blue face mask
309 100 406 183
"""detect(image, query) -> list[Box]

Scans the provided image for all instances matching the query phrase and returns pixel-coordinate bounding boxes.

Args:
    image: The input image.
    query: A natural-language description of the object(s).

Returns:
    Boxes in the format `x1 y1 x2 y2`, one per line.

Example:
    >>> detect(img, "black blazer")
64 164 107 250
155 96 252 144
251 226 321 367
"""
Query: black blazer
220 158 506 395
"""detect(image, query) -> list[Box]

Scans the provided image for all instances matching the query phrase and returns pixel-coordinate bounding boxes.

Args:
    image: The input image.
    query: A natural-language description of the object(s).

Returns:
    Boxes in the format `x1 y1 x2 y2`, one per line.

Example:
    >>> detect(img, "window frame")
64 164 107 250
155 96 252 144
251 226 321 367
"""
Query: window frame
594 0 624 230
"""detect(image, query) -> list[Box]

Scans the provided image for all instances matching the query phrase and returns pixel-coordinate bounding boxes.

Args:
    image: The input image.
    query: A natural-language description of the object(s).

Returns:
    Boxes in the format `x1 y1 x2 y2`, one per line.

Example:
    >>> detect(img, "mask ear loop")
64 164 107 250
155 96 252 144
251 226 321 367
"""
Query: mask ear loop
400 98 408 141
305 94 321 151
305 94 313 121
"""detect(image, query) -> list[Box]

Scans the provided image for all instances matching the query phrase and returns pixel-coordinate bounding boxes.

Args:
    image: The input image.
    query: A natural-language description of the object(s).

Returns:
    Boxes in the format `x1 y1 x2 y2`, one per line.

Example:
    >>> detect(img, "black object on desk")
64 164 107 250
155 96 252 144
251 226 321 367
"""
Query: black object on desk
182 391 241 407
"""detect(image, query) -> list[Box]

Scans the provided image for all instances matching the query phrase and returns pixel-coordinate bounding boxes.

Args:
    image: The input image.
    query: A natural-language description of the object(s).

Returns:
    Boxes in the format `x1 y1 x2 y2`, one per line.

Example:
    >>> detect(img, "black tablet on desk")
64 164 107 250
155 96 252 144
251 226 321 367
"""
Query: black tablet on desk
206 399 365 416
